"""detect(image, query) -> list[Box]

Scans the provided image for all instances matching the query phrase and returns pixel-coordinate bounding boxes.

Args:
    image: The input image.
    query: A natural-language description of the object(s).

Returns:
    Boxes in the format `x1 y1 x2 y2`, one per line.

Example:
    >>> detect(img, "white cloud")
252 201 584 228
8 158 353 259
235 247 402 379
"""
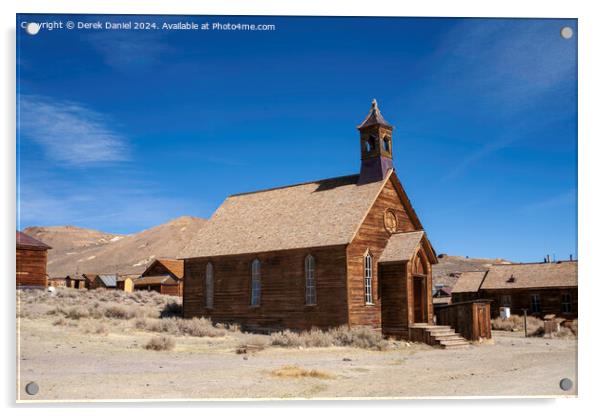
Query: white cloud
18 95 129 166
521 189 577 213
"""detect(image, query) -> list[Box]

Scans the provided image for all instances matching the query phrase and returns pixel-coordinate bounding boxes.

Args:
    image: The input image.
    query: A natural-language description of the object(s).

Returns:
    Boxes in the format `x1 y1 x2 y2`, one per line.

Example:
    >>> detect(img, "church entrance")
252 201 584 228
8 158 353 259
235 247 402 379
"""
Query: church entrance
412 275 427 324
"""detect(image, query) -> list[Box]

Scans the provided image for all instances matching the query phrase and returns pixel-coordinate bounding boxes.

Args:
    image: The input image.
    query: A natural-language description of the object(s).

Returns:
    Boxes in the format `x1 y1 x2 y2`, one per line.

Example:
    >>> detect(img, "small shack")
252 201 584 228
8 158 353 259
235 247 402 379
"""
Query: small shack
134 259 184 296
16 231 52 289
117 274 138 293
82 273 98 290
94 274 118 290
432 285 452 313
48 276 67 288
65 274 87 289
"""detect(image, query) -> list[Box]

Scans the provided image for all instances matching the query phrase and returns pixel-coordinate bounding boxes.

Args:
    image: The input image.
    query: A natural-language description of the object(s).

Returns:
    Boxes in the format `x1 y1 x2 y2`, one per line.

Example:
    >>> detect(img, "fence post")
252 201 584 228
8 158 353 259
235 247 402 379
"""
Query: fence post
523 309 528 337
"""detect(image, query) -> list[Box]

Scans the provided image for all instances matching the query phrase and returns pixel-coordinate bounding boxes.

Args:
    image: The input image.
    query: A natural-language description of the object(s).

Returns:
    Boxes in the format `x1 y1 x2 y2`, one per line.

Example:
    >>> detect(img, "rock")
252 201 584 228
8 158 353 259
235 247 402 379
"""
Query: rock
342 358 352 362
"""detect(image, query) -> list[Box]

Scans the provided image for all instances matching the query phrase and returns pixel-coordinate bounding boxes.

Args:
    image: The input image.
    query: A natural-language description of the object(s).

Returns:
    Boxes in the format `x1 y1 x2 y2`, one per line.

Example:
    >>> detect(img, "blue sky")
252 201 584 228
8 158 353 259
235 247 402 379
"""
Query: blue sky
16 15 577 262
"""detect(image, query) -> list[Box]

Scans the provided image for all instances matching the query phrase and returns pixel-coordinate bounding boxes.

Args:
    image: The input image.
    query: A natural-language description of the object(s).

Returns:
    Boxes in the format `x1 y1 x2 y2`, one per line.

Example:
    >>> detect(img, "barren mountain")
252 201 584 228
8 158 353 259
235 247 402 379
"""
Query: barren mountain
433 254 513 288
24 216 206 276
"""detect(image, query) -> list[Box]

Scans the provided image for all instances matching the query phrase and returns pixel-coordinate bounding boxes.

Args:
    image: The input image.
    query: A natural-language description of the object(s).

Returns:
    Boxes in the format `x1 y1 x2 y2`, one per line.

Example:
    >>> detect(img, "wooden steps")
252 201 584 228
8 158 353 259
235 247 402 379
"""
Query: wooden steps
409 324 470 349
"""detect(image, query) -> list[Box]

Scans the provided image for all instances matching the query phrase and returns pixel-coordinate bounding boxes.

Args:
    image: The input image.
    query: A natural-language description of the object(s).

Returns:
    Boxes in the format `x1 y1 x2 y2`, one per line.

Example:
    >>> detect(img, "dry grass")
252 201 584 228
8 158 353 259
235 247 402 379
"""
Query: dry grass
492 315 545 336
269 326 389 350
145 336 175 351
270 365 334 379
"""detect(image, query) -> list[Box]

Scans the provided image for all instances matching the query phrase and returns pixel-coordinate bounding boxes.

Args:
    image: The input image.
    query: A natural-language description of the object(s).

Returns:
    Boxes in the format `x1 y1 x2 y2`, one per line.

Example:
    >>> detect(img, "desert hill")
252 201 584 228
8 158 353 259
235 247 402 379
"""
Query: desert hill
24 216 206 276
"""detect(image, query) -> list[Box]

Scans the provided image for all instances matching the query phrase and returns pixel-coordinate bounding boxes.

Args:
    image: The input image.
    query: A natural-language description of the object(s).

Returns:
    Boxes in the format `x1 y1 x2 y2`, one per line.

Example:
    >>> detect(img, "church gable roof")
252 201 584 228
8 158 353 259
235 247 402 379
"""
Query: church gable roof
378 231 425 263
181 172 391 258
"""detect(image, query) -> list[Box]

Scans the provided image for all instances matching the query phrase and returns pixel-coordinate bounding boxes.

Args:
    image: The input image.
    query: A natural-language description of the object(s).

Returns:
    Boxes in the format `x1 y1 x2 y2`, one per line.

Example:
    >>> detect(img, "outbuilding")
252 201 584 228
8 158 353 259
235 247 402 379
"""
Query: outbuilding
134 259 184 296
16 231 51 289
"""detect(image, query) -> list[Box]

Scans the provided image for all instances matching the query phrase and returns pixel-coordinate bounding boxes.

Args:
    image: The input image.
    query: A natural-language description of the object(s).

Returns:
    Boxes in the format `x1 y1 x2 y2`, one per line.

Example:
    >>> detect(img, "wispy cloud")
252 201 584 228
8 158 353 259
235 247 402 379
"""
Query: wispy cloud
442 136 517 181
17 174 207 233
521 189 577 213
18 95 129 166
430 19 576 113
86 31 170 70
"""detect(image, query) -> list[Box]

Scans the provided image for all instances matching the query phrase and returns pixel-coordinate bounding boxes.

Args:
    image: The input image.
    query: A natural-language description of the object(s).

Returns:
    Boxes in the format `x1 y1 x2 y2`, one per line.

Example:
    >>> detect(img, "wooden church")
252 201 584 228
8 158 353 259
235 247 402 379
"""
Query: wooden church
181 100 438 340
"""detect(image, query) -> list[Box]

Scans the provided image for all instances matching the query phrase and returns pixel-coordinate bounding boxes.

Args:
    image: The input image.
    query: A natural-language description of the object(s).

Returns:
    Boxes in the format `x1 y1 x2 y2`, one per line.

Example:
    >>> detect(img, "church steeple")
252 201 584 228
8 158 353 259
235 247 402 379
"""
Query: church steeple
357 99 394 184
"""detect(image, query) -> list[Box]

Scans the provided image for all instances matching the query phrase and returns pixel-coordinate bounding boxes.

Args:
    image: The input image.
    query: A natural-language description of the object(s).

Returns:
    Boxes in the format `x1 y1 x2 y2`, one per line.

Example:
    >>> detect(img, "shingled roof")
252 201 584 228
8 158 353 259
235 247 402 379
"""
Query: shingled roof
16 231 51 250
480 261 577 290
181 172 393 258
379 231 428 263
143 259 184 279
451 271 488 294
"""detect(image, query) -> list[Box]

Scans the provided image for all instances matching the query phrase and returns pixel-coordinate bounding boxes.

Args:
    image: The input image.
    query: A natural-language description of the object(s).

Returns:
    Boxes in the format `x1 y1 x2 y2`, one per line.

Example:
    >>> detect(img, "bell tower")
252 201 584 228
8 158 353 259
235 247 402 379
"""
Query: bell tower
357 99 394 184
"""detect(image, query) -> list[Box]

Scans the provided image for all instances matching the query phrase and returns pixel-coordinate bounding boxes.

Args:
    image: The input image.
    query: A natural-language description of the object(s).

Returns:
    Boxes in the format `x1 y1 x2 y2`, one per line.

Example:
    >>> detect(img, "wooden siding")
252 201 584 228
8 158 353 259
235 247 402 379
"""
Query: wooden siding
184 245 349 331
16 247 48 288
481 288 578 319
436 300 492 341
346 178 418 328
379 262 409 338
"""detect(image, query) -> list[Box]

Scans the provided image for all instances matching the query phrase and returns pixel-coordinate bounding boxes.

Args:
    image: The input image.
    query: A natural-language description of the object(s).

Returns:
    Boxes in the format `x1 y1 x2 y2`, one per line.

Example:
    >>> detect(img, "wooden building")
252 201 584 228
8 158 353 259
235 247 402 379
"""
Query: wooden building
451 262 577 319
16 231 51 289
181 101 440 340
65 274 87 289
134 259 184 296
48 276 67 288
81 273 98 290
93 274 118 290
117 274 138 293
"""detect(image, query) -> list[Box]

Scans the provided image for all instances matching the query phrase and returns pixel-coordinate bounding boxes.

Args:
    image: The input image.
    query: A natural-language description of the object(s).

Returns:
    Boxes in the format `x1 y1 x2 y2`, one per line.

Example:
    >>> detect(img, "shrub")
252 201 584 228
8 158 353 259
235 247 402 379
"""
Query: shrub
65 306 90 320
145 336 175 351
103 305 135 319
177 317 226 337
160 301 183 318
269 326 388 350
270 330 303 348
83 322 108 335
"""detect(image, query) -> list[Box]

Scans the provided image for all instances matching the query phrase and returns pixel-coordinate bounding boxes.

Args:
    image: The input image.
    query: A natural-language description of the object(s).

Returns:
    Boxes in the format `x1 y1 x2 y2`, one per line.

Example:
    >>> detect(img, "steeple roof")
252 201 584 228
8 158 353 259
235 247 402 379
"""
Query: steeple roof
357 99 393 129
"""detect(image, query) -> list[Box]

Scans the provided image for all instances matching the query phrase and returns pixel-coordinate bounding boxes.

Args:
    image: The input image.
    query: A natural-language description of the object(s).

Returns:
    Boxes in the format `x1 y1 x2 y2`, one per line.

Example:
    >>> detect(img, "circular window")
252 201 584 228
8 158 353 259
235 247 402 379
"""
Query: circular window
383 210 398 234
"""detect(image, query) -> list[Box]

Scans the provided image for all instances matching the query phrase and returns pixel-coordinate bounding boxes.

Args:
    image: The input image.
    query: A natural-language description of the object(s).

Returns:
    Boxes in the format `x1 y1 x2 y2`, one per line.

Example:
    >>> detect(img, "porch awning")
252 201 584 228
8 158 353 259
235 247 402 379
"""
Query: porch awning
379 231 425 263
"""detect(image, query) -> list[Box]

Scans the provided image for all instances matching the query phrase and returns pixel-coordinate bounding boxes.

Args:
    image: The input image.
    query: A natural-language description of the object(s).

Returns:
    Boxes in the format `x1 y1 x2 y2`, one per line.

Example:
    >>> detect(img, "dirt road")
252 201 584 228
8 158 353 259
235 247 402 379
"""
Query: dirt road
17 317 577 401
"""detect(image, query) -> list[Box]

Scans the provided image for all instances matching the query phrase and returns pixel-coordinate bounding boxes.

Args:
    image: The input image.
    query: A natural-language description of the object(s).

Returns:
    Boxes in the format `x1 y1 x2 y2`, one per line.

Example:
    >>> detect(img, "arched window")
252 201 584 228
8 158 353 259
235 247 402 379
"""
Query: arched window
383 136 391 153
364 253 373 304
305 255 316 305
251 259 261 306
365 134 377 152
205 262 214 309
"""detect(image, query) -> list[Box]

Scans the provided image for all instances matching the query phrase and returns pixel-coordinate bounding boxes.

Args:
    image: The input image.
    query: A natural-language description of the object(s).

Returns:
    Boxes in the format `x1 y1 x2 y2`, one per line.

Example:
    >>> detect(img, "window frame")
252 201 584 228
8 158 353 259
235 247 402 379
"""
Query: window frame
205 262 214 309
530 293 541 313
364 252 374 305
561 293 572 313
250 259 261 307
500 294 512 307
304 254 317 306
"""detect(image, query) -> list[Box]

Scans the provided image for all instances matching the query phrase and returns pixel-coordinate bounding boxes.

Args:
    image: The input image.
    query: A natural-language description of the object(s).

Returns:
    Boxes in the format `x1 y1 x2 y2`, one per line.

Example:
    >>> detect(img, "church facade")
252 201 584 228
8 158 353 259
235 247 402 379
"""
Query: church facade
181 101 437 339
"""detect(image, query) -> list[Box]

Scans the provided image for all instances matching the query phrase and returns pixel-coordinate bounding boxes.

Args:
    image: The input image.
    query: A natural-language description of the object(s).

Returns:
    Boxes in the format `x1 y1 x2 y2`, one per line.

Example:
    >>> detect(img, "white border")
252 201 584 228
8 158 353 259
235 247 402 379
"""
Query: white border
3 1 600 415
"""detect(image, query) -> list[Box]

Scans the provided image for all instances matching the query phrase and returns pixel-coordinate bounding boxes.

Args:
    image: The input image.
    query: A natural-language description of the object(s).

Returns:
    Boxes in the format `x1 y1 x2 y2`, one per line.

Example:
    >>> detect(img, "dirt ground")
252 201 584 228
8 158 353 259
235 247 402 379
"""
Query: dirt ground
17 317 577 401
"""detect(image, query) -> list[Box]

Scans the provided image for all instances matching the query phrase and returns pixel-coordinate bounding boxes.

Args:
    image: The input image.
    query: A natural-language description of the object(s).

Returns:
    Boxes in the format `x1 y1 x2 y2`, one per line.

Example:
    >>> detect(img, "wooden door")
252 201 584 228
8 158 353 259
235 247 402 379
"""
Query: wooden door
413 276 425 323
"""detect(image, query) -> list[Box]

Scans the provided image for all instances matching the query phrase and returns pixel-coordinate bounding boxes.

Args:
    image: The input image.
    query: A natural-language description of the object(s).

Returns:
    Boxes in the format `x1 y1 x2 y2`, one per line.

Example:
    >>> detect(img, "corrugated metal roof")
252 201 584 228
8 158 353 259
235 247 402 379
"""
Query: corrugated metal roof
97 274 118 288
